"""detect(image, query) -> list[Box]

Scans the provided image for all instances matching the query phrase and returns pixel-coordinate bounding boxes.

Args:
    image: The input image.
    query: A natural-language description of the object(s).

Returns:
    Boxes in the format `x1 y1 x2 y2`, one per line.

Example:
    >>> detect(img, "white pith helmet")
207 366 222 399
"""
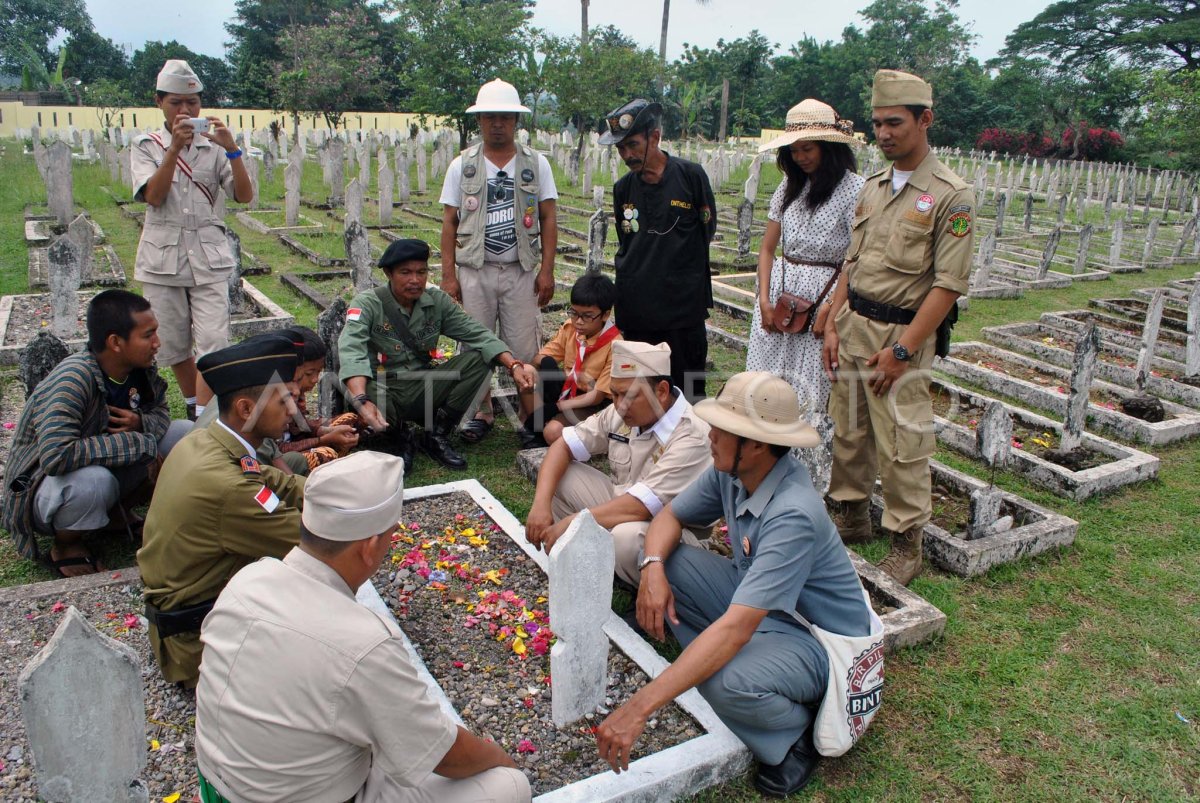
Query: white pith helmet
465 79 531 114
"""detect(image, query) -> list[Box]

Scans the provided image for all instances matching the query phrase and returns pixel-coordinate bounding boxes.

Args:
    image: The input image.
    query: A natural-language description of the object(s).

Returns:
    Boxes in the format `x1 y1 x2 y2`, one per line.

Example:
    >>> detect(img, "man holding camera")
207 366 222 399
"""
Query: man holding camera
131 59 253 421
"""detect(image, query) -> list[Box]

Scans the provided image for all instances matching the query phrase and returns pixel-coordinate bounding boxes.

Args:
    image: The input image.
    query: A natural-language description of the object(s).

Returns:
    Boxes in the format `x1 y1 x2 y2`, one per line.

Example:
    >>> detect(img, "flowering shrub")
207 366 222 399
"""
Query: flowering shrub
975 128 1055 157
1060 125 1126 161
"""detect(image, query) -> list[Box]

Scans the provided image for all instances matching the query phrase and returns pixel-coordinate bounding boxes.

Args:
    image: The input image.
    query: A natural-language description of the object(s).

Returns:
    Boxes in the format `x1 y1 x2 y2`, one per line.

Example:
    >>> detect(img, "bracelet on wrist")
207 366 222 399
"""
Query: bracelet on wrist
508 361 525 375
225 148 243 160
352 393 370 406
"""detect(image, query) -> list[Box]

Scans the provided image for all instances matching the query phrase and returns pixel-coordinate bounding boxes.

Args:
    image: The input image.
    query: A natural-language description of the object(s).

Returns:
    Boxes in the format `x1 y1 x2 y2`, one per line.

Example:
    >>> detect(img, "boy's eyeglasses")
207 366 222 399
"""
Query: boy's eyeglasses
566 309 603 322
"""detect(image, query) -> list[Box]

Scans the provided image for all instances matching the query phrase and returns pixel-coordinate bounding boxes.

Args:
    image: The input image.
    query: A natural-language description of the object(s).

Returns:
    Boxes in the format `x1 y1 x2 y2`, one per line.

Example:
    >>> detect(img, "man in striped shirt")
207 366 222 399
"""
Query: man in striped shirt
2 291 191 576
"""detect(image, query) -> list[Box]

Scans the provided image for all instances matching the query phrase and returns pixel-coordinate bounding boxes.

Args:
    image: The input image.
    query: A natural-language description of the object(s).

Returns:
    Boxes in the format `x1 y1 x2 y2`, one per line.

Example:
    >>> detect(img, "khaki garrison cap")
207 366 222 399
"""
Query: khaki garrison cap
301 452 405 541
611 340 671 379
871 69 933 109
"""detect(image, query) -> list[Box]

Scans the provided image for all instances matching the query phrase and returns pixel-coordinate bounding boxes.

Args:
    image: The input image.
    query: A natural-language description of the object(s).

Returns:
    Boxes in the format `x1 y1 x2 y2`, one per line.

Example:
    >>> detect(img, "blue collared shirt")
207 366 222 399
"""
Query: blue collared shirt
670 455 871 636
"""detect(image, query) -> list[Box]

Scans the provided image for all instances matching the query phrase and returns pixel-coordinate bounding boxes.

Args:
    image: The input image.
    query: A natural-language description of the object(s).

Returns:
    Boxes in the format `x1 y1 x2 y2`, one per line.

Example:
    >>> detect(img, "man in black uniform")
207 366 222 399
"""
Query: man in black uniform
603 99 717 402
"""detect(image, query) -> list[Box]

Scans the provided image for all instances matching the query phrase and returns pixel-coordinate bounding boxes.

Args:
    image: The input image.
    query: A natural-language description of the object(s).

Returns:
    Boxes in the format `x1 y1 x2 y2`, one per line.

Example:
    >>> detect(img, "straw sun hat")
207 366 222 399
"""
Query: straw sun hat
758 99 857 153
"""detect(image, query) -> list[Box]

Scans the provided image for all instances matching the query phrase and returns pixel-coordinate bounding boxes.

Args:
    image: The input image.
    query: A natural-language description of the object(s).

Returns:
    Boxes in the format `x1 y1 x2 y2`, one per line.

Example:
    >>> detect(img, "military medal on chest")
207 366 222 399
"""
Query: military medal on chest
621 203 639 233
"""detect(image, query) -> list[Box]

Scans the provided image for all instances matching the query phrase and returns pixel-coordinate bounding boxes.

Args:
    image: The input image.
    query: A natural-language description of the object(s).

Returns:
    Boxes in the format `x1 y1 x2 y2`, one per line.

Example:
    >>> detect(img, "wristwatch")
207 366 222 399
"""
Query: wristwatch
892 343 912 362
638 555 664 571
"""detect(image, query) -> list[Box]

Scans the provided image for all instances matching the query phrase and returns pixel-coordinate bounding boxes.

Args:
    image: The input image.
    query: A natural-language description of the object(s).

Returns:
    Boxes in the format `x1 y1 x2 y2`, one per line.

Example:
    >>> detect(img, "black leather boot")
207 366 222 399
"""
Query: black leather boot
420 408 468 470
754 722 821 797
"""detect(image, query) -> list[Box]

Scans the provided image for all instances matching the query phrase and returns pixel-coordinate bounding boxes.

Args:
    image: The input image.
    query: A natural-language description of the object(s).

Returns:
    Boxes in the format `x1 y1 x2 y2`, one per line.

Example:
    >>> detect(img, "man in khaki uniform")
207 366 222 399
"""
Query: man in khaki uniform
196 452 530 803
131 59 253 420
138 336 304 687
525 341 713 585
823 69 974 585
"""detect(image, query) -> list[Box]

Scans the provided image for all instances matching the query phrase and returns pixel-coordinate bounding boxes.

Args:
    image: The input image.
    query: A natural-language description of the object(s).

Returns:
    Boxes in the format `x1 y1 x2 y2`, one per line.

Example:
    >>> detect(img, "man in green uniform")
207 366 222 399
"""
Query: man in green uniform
338 239 534 471
138 335 304 687
823 69 974 585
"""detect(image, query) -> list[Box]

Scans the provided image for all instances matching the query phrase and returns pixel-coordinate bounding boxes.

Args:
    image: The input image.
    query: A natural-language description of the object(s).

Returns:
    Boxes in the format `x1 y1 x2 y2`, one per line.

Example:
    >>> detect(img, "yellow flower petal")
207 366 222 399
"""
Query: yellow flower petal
163 794 181 803
151 739 161 751
512 637 527 655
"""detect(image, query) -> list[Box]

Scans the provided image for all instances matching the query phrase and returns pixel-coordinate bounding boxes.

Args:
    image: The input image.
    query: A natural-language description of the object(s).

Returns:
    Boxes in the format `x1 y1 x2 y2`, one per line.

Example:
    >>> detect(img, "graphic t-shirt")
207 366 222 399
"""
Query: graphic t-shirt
440 151 559 265
104 374 143 411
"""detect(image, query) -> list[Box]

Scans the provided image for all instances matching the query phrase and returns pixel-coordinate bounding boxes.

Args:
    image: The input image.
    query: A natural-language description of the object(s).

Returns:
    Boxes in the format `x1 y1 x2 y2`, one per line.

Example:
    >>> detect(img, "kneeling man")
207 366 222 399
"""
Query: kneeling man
524 340 712 585
196 451 530 802
596 372 873 797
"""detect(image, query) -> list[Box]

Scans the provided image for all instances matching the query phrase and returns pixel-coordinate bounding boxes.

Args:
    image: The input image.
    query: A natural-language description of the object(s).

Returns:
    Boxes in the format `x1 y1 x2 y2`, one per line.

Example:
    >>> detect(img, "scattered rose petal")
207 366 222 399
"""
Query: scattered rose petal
51 601 66 613
517 739 537 753
124 614 141 629
2 422 13 430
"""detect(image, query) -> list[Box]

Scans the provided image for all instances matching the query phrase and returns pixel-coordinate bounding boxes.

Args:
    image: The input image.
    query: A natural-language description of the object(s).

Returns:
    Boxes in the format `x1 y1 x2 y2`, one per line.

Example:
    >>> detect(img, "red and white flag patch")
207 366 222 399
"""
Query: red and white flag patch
346 308 363 322
254 485 280 513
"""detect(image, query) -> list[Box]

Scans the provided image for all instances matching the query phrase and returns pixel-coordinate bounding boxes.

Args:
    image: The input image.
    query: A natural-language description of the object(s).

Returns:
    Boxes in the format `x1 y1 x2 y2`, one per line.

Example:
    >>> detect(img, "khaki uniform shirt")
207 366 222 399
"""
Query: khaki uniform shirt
196 548 457 803
561 393 712 517
131 127 237 287
837 152 974 360
138 423 304 686
338 285 509 381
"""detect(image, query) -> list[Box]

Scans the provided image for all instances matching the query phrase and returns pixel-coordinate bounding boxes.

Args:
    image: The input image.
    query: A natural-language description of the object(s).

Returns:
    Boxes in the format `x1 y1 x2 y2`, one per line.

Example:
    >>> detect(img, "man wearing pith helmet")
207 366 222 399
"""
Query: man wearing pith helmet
596 371 873 797
196 451 531 801
131 59 254 421
823 68 974 585
603 98 717 403
439 78 559 445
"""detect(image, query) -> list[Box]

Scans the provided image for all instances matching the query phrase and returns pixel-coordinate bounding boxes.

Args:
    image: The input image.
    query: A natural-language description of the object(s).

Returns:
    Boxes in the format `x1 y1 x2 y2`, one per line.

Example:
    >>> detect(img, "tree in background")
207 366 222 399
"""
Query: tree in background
675 32 774 139
62 29 128 85
541 26 661 144
127 41 233 105
395 0 534 148
271 8 388 133
1132 69 1200 169
84 78 135 133
1002 0 1200 71
0 0 90 79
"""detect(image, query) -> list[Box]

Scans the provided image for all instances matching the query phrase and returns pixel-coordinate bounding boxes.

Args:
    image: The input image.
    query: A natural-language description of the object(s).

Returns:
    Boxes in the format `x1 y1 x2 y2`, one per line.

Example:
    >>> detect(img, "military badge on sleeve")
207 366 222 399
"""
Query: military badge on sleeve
947 210 972 238
240 456 261 476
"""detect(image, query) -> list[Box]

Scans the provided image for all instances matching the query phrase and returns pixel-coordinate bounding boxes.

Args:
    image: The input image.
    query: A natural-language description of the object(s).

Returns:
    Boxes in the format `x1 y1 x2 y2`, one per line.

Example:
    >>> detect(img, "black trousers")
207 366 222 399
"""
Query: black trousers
620 323 709 402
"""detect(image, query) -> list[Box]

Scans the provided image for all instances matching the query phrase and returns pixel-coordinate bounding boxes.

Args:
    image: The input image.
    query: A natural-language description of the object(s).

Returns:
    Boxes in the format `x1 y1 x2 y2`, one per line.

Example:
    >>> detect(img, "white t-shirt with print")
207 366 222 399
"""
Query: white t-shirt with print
440 151 558 264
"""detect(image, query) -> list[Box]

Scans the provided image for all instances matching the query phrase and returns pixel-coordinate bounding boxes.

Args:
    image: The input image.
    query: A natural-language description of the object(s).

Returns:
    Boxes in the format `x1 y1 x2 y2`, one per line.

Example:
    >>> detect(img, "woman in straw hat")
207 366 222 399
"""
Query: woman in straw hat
748 100 864 429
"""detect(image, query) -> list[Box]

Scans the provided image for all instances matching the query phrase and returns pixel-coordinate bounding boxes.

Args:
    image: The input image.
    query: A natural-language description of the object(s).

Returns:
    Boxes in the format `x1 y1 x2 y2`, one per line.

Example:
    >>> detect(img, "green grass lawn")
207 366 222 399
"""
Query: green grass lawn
1 138 1197 801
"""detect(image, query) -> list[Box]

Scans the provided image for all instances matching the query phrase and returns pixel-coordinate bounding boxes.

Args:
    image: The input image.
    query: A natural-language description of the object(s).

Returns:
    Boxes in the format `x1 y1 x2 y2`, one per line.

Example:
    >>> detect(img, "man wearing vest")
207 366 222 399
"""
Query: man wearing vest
131 59 253 421
823 69 974 585
439 79 558 444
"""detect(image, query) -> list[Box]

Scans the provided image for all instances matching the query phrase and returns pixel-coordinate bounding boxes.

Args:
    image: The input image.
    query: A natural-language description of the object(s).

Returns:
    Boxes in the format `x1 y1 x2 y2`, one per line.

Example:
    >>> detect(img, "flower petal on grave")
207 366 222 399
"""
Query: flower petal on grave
163 793 181 803
51 601 65 613
151 739 161 751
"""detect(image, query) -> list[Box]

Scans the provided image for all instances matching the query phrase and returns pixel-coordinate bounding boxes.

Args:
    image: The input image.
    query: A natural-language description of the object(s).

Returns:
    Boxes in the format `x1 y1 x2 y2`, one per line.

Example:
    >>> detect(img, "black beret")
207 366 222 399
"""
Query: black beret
378 239 431 269
197 334 299 398
598 99 663 146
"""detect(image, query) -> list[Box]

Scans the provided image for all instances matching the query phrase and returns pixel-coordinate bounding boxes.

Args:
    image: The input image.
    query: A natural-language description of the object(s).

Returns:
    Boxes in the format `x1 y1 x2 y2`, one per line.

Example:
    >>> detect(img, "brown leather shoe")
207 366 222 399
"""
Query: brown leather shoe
877 526 924 585
827 498 874 544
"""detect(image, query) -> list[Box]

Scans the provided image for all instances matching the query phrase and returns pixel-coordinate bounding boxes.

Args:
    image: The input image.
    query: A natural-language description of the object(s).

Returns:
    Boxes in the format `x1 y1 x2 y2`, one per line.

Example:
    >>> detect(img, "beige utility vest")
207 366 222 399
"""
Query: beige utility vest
454 144 542 271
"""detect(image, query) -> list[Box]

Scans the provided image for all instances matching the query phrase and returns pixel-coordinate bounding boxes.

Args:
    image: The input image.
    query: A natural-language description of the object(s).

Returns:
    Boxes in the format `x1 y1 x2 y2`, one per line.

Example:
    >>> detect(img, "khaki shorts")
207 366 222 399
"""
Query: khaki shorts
458 261 540 363
143 281 231 366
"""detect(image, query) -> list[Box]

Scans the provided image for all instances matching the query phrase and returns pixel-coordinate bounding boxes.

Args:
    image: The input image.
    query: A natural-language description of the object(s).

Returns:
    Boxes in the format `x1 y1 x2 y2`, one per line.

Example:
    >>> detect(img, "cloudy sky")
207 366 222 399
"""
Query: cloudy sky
81 0 1051 63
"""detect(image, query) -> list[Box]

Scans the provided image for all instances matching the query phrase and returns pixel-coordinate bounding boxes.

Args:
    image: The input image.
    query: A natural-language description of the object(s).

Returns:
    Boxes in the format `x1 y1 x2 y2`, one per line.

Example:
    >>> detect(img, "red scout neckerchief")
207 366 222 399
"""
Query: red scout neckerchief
560 321 619 400
146 131 217 208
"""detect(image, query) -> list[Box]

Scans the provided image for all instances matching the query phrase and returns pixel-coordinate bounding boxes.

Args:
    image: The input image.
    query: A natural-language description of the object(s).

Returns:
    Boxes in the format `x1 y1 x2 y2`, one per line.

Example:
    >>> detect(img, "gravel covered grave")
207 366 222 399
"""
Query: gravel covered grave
0 577 198 802
374 491 703 796
1 294 90 346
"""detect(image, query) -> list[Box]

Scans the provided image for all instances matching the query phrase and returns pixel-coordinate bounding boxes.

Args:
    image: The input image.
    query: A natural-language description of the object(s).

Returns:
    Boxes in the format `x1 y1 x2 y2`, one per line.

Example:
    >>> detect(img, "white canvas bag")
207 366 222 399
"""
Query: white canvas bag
790 587 885 757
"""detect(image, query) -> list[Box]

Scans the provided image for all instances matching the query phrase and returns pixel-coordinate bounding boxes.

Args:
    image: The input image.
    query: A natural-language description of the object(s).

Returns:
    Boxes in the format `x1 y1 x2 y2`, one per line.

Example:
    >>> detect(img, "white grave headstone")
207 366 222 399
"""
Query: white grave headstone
1061 324 1101 452
47 238 81 339
1135 289 1166 392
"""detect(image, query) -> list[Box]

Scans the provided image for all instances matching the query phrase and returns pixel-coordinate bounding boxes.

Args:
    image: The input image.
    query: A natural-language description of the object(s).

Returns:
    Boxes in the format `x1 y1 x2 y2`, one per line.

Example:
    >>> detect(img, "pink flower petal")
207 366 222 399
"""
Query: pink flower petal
51 601 66 613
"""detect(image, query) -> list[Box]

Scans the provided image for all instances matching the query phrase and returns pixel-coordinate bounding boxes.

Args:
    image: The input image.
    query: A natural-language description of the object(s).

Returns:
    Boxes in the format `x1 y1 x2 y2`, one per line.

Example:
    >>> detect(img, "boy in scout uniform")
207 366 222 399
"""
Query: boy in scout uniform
131 59 253 421
338 239 535 471
597 372 875 798
138 335 304 687
196 452 530 803
524 341 713 585
823 69 974 585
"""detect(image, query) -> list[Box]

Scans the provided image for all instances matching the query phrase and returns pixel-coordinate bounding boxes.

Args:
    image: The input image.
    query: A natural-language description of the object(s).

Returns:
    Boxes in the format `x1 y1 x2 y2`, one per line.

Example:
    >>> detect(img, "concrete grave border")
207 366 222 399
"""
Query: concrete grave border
901 460 1078 578
236 208 324 235
983 321 1200 409
0 282 293 365
939 342 1200 446
933 378 1160 501
358 478 753 802
1039 310 1188 364
28 244 127 288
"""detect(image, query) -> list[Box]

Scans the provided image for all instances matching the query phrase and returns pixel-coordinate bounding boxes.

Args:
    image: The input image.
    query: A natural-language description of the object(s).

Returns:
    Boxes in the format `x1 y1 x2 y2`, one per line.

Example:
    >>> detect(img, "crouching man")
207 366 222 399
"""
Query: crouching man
196 451 530 802
595 372 873 797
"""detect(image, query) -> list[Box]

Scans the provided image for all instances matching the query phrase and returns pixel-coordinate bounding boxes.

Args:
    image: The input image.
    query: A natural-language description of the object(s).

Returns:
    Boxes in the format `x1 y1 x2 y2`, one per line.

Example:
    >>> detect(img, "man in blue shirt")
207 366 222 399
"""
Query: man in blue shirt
595 371 873 797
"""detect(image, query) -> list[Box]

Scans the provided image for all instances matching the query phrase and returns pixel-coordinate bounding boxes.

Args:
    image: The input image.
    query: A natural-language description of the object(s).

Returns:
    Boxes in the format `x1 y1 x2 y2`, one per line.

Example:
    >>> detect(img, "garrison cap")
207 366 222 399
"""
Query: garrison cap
156 59 203 95
611 340 671 379
599 99 663 146
302 451 405 540
197 334 298 398
378 239 431 270
871 69 933 109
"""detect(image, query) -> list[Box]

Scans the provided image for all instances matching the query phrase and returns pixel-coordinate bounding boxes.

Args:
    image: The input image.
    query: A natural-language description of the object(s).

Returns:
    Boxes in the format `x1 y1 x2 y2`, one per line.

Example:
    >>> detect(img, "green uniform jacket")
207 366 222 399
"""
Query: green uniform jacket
137 423 305 686
338 285 509 381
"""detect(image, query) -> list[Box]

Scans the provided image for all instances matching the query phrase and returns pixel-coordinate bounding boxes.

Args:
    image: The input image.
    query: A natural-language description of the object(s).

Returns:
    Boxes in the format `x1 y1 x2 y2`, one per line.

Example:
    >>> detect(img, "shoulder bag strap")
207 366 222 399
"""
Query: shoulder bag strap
373 286 428 363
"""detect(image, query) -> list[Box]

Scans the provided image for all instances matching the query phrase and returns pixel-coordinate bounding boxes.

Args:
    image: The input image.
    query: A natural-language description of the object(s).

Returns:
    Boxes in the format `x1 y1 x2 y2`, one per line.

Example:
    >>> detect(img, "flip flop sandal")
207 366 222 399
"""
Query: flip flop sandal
460 417 494 444
45 554 100 578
